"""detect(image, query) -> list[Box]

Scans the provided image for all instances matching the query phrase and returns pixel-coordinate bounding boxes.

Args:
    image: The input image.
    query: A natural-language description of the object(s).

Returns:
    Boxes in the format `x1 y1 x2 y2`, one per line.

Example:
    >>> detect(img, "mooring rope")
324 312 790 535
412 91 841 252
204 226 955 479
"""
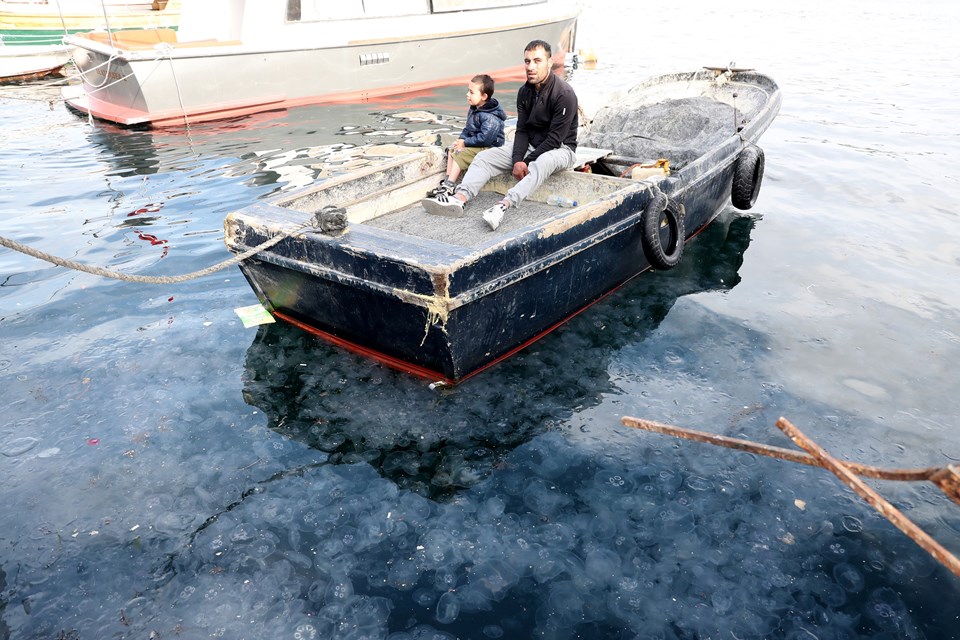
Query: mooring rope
160 42 193 131
0 222 314 285
73 53 132 92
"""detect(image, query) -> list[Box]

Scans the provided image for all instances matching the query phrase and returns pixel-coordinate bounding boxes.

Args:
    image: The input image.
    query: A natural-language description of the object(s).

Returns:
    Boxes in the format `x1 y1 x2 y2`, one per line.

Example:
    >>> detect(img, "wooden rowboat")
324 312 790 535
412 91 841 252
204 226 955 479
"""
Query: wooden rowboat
224 68 781 383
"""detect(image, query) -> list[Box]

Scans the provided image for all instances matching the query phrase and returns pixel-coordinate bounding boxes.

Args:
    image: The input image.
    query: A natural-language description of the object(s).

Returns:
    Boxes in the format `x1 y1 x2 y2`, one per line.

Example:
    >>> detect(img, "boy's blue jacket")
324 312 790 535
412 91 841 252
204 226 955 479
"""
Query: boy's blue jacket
459 98 507 148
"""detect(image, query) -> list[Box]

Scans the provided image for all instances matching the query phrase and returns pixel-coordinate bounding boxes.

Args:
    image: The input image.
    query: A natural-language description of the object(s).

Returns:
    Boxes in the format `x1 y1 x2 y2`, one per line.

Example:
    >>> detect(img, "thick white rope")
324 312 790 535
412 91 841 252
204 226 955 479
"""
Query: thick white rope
0 222 316 285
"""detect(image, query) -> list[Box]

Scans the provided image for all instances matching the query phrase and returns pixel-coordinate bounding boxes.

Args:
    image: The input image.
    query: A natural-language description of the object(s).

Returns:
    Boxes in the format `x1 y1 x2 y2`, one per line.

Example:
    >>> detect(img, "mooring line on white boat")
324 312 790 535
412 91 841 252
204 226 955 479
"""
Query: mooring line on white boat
71 43 173 95
73 52 127 91
0 212 338 285
158 42 193 131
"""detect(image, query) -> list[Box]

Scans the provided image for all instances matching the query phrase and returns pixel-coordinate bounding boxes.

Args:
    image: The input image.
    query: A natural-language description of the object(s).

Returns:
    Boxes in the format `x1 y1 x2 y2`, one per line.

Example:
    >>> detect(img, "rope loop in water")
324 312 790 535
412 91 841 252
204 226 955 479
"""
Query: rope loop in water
0 220 316 285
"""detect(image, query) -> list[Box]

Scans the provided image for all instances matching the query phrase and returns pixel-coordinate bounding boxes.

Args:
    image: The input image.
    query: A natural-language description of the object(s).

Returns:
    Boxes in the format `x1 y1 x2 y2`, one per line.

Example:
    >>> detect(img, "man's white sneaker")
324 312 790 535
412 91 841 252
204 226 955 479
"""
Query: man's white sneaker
482 202 507 231
421 193 465 218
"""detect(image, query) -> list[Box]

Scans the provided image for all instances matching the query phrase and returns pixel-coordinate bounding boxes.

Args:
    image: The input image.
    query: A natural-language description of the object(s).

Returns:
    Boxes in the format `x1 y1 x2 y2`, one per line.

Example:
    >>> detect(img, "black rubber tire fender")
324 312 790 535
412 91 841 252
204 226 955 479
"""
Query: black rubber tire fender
731 143 765 210
640 192 685 270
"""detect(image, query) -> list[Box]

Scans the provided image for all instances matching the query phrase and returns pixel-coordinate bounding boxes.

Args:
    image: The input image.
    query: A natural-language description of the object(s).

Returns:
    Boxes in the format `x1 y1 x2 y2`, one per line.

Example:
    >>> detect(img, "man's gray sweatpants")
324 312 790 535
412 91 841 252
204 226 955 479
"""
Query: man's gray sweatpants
455 144 578 208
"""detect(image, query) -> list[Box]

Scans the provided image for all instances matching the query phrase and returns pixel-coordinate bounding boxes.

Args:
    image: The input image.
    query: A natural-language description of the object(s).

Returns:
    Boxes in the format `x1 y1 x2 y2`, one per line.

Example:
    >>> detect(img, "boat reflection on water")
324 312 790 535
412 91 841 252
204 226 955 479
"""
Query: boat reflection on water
241 211 756 500
81 92 475 186
83 106 359 178
0 566 8 640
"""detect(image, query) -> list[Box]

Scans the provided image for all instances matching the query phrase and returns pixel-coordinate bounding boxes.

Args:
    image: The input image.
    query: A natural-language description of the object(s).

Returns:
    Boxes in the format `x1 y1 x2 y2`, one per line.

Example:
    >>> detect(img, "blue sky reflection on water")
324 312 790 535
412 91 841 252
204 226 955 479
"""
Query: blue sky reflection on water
2 0 960 638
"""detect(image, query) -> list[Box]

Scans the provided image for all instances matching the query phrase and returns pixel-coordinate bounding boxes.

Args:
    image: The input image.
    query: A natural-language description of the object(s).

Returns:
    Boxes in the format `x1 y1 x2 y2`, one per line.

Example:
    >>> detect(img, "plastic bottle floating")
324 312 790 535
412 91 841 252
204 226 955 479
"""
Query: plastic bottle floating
547 195 578 207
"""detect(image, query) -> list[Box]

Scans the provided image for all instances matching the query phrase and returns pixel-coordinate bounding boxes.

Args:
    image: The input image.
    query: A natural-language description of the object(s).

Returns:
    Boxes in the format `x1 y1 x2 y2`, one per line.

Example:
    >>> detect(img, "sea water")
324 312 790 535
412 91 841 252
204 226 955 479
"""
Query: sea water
1 0 959 638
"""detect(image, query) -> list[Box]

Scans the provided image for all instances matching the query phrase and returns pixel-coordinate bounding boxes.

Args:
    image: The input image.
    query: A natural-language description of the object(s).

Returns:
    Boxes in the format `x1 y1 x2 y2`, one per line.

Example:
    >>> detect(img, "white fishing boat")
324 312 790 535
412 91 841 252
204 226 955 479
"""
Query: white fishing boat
61 0 579 127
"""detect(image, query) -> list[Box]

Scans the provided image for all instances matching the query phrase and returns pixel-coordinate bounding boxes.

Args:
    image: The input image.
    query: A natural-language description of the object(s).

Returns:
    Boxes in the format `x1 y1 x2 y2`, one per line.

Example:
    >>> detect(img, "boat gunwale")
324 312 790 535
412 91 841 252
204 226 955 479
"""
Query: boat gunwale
227 179 656 312
62 10 578 58
226 69 781 312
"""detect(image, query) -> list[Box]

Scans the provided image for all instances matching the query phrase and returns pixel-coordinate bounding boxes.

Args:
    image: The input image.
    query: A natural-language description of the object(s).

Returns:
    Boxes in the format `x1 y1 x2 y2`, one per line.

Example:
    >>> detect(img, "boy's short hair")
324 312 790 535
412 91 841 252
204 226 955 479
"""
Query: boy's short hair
471 74 495 99
524 39 552 58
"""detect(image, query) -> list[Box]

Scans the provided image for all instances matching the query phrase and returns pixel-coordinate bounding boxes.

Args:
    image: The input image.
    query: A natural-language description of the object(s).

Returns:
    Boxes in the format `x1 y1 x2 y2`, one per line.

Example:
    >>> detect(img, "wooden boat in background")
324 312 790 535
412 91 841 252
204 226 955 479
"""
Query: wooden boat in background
61 0 579 127
0 1 179 46
223 68 781 383
0 0 179 83
0 42 70 81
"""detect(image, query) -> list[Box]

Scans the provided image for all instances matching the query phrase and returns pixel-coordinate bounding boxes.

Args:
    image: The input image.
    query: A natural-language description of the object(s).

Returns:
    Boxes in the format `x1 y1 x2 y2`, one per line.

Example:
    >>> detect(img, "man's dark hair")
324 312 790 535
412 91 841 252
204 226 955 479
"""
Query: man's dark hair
524 40 552 58
471 74 495 98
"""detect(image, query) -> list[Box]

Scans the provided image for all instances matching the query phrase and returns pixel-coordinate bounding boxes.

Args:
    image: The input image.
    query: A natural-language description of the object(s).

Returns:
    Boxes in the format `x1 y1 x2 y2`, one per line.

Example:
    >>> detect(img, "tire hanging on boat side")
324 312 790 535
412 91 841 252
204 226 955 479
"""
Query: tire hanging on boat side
731 143 765 210
640 191 685 270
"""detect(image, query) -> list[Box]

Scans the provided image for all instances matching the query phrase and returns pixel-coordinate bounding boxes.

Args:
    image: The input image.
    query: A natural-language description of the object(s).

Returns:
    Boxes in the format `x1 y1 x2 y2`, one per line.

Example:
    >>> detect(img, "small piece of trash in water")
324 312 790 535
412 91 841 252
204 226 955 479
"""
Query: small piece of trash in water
130 524 140 532
234 304 275 328
87 438 100 446
794 499 806 510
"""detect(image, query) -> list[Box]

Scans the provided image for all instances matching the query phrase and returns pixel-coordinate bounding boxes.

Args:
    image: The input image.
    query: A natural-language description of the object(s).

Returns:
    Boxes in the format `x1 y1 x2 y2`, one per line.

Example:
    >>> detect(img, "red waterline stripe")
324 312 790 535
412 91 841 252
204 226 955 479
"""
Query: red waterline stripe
273 311 453 384
270 266 653 386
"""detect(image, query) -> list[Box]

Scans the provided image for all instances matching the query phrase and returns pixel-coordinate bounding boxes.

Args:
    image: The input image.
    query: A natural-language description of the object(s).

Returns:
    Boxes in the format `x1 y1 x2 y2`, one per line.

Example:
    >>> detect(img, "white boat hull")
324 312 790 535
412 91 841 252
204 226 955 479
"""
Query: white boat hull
63 1 578 126
0 44 71 82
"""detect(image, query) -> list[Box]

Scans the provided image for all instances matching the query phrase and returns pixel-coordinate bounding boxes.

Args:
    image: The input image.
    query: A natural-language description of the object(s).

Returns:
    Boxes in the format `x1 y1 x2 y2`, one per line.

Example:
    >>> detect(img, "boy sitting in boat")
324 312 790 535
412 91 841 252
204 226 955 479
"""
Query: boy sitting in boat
422 40 579 231
426 74 507 199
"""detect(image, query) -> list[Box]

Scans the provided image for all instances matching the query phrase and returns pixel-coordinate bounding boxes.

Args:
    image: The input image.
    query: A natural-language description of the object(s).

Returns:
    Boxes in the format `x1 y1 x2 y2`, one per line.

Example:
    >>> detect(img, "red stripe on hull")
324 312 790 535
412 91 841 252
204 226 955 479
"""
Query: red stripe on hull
271 262 648 386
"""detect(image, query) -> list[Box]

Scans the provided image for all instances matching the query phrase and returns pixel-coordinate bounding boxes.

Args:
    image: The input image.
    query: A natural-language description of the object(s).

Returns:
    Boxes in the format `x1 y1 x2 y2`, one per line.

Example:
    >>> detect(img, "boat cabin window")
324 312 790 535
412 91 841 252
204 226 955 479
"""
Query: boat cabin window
430 0 543 10
285 0 431 21
286 0 300 21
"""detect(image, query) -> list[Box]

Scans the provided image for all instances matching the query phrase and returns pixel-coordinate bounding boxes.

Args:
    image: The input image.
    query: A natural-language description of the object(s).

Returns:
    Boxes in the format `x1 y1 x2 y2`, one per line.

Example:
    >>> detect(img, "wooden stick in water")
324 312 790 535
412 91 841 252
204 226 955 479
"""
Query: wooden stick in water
775 417 960 580
620 416 942 482
621 415 960 578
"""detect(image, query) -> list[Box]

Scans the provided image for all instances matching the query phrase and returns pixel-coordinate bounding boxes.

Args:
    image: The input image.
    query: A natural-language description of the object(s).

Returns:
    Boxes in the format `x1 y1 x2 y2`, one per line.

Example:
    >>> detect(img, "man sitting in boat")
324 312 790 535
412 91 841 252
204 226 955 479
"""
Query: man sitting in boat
426 74 507 199
421 39 579 231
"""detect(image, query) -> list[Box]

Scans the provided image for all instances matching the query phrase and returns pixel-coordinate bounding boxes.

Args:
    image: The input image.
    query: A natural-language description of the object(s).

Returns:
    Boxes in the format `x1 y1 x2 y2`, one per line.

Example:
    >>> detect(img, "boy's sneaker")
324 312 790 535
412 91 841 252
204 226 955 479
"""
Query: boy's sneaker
482 202 508 231
426 179 455 198
421 193 465 218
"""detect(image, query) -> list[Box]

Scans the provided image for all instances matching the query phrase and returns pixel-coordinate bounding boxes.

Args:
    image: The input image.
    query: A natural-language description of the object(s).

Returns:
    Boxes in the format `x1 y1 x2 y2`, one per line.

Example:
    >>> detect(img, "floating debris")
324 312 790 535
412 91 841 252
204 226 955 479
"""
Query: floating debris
362 144 423 158
401 130 441 146
390 110 446 124
322 149 366 165
363 129 409 137
273 165 316 190
1 436 40 457
234 304 275 329
260 150 299 170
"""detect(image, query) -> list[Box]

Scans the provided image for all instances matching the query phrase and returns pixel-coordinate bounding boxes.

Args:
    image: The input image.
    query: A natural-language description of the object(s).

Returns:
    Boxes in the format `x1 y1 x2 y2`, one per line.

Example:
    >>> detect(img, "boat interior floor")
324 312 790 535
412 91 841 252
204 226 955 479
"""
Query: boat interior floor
581 96 737 167
364 190 563 249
